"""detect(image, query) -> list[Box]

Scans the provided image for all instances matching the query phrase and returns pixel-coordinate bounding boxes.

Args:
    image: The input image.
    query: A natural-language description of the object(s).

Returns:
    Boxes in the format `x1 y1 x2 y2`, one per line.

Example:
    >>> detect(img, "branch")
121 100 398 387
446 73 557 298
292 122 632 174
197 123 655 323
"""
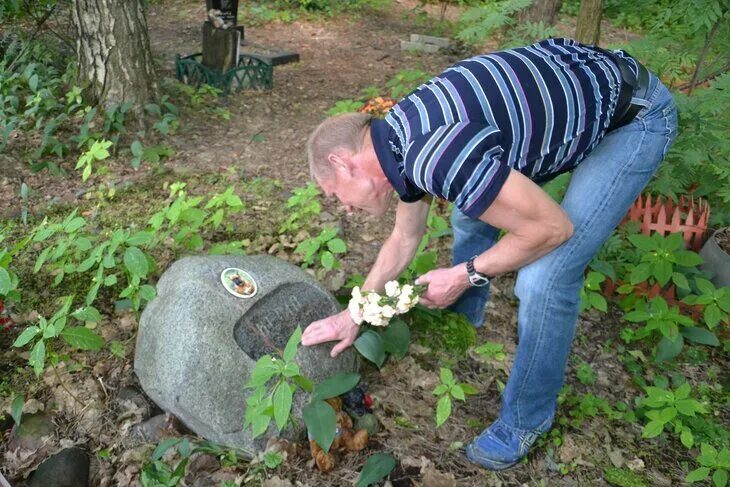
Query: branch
677 61 730 92
7 2 58 72
687 17 721 96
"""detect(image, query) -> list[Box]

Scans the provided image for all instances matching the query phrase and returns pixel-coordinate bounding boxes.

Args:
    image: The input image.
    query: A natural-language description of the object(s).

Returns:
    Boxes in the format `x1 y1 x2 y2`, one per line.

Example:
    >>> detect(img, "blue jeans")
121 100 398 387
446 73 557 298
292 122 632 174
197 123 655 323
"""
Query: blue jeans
449 74 677 430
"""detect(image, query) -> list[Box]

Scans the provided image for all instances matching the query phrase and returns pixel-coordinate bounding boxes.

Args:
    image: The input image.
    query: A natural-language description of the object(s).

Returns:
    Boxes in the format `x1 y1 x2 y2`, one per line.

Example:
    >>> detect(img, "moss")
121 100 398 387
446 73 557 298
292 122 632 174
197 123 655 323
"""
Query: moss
405 306 477 356
604 467 647 487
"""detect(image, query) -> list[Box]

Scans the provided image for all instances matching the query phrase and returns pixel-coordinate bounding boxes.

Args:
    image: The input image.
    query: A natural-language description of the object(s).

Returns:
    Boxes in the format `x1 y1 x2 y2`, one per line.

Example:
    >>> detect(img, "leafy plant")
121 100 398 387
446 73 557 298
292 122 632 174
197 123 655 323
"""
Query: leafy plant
279 182 321 234
294 227 347 272
243 326 313 439
576 360 597 386
130 141 174 169
432 367 477 427
326 99 364 116
473 341 506 361
356 452 396 487
639 382 706 448
76 139 113 181
682 278 730 329
580 271 608 313
456 0 532 45
623 296 719 361
405 306 476 355
627 233 702 290
12 296 104 376
686 443 730 486
386 69 430 99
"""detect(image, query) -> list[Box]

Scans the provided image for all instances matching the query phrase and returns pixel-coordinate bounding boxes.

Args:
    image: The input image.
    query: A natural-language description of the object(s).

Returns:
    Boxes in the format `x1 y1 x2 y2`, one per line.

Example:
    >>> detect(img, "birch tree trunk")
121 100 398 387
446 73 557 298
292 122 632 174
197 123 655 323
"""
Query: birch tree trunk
575 0 604 45
518 0 563 26
71 0 157 111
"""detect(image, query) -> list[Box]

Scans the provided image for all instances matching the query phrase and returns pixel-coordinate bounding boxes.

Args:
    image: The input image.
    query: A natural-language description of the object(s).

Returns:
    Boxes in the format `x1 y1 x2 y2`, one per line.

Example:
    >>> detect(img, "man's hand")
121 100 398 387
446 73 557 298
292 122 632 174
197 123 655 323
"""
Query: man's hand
301 309 360 358
415 264 471 309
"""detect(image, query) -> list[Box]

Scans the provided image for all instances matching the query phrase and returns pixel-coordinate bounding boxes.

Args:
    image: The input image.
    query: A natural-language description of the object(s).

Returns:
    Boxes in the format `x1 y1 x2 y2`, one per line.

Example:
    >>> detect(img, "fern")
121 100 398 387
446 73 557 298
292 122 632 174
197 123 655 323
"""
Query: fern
456 0 533 45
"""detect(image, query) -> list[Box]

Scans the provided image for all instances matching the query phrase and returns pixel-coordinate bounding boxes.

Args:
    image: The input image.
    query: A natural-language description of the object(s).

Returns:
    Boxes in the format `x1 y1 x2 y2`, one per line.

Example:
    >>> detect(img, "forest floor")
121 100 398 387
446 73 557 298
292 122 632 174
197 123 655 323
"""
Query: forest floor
1 1 725 486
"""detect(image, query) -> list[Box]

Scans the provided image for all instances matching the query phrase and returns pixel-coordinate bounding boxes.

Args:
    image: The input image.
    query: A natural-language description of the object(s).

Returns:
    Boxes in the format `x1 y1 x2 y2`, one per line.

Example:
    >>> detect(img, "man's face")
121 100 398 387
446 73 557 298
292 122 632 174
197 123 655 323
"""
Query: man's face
318 167 393 217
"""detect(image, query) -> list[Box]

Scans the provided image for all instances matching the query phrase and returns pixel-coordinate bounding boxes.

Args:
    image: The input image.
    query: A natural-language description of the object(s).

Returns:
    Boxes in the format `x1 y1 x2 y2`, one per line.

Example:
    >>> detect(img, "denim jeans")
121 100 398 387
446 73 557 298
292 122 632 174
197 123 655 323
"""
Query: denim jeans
449 73 678 430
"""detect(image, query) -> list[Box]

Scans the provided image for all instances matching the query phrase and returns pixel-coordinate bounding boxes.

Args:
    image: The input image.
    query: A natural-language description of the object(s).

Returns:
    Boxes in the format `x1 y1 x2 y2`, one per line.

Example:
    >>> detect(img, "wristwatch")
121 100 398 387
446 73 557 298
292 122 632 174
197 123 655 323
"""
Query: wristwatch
466 256 491 287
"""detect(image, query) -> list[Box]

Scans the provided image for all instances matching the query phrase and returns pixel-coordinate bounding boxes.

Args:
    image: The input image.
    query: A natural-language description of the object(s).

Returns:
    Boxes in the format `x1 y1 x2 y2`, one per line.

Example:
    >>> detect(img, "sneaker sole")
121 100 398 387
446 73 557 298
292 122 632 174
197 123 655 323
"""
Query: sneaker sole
465 443 520 471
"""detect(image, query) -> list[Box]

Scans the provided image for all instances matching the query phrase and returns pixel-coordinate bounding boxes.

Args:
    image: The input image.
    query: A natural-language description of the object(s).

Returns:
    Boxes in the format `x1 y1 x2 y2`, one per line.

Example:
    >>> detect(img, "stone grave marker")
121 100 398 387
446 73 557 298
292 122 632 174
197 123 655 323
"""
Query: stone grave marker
134 255 358 455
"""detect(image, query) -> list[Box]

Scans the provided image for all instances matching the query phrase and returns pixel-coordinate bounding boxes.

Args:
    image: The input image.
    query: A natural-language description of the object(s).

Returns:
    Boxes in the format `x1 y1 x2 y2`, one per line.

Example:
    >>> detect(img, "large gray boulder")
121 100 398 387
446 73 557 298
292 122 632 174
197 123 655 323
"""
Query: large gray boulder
134 255 357 455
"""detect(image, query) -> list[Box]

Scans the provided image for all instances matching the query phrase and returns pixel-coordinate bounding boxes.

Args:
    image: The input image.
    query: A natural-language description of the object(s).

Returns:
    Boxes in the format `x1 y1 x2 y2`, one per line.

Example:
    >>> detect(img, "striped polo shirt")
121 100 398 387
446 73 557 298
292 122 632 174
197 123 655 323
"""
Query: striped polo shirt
370 37 639 219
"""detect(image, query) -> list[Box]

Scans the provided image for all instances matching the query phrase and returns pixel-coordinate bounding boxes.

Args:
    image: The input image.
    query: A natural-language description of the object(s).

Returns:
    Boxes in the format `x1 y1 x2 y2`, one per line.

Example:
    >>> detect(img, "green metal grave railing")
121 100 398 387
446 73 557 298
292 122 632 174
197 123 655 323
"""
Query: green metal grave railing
175 53 273 93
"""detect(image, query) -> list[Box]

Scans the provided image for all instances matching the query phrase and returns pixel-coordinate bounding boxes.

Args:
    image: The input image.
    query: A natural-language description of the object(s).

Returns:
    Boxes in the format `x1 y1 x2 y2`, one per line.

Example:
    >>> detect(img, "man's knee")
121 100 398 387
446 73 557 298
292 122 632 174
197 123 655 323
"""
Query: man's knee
514 254 583 303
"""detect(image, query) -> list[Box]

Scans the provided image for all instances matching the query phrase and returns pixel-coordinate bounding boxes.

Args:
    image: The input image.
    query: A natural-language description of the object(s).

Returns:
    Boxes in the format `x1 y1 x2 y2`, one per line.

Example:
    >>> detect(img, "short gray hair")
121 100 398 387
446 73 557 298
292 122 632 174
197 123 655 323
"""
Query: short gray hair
307 112 374 182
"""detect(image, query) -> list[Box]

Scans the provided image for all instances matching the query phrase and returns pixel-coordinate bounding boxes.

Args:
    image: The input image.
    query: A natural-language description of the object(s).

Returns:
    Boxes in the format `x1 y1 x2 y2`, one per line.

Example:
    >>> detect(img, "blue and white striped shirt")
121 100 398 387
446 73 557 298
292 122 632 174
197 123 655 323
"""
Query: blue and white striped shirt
370 38 639 218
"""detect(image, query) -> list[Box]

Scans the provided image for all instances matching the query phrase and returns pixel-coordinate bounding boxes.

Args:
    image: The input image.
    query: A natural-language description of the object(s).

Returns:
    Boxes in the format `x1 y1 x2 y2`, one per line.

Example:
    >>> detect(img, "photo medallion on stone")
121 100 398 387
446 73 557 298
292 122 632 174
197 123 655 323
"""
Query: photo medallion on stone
221 268 257 298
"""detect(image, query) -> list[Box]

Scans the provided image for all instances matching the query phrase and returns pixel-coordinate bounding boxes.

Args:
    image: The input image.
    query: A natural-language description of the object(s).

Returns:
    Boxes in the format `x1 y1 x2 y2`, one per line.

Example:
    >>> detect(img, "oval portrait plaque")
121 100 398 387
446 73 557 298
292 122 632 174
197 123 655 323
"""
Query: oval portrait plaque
220 268 258 298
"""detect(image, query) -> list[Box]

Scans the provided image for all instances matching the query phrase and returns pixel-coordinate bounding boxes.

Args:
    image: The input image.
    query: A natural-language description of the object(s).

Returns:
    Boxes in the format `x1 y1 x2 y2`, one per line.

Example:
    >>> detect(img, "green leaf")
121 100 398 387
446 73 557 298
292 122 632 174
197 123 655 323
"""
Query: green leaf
686 467 710 483
589 292 608 312
654 260 672 286
13 326 40 347
656 335 683 362
326 238 347 254
283 326 302 363
273 382 293 432
29 339 46 377
629 234 656 252
28 73 39 92
355 453 396 487
672 272 690 290
682 327 720 346
451 384 466 401
436 395 452 427
658 406 677 423
712 469 728 487
432 384 449 396
704 304 723 329
681 428 694 449
245 356 280 388
313 372 360 401
151 438 180 461
123 247 148 277
320 251 335 270
11 395 24 427
674 250 702 268
64 216 86 233
130 140 143 157
0 267 12 295
379 318 410 358
630 262 653 285
354 330 386 368
61 327 105 350
71 306 102 323
676 399 705 416
303 400 337 453
440 368 454 385
126 231 152 246
674 382 691 400
642 419 665 438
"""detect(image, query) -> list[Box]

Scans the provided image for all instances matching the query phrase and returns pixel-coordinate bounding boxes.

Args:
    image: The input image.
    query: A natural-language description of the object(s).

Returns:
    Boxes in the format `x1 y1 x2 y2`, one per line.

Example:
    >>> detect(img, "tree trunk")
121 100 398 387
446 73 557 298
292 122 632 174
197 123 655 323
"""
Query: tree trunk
575 0 604 45
518 0 563 26
71 0 157 111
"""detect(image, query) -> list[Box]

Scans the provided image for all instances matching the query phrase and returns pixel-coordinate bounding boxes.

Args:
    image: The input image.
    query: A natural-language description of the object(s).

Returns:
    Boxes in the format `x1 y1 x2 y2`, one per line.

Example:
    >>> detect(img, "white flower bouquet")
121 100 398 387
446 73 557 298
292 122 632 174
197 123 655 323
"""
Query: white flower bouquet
348 281 425 327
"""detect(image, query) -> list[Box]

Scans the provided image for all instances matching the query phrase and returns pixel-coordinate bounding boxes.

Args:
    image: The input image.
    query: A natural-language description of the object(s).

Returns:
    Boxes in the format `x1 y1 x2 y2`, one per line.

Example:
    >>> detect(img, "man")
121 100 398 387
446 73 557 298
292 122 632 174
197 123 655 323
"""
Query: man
300 37 677 470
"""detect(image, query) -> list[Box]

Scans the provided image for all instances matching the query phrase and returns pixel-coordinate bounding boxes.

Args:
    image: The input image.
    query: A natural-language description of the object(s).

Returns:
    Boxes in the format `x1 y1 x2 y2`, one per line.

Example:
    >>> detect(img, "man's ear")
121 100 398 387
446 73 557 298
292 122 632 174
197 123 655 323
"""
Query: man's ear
327 152 352 176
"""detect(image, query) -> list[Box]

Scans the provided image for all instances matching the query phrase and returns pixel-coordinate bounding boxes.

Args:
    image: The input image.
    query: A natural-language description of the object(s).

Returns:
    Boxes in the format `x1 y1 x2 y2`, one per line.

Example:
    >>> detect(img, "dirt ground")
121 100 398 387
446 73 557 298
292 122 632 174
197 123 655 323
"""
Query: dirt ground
0 1 719 486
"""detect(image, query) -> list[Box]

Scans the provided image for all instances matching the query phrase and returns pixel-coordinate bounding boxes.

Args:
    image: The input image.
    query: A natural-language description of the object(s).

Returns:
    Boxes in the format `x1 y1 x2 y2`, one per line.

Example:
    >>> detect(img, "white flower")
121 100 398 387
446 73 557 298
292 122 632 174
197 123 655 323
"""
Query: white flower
351 286 364 304
348 298 364 325
384 280 400 298
401 284 414 299
381 305 396 319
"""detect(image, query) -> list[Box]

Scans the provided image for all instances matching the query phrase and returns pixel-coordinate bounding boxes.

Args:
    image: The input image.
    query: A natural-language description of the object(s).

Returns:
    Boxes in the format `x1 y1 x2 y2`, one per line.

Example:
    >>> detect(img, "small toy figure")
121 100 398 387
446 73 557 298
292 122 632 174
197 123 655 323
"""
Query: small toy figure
341 382 374 418
309 397 369 472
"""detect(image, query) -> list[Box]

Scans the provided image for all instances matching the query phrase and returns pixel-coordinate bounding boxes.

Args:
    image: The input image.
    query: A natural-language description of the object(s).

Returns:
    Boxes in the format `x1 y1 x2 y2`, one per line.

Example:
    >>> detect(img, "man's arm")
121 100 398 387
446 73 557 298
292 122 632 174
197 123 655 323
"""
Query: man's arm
301 196 431 356
361 196 432 291
416 169 574 308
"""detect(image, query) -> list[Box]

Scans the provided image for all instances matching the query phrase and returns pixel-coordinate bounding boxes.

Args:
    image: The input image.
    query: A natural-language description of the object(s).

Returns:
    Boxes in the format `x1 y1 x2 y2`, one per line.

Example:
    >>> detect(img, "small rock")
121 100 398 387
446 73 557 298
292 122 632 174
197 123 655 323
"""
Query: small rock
116 386 154 419
263 476 294 487
627 457 645 471
131 413 178 443
27 447 90 487
8 413 55 452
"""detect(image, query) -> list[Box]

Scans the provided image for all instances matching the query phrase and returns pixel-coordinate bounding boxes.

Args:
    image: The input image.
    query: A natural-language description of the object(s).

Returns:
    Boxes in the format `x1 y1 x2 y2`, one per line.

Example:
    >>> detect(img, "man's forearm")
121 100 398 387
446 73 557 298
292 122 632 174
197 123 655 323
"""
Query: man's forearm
473 220 573 277
362 232 421 291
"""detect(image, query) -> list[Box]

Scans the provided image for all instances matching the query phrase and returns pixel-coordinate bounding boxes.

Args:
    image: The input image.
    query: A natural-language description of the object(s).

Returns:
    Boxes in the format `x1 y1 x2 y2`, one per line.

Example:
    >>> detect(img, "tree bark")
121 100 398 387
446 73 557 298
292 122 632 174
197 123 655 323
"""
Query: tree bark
518 0 563 26
575 0 604 45
71 0 157 111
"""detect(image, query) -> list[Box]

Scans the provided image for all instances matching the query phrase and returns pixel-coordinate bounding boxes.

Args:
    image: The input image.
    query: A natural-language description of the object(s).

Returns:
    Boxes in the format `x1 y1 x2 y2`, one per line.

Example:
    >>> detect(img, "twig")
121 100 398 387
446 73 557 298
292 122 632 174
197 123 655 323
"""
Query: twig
688 17 721 96
677 61 730 92
7 3 58 72
53 362 88 409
